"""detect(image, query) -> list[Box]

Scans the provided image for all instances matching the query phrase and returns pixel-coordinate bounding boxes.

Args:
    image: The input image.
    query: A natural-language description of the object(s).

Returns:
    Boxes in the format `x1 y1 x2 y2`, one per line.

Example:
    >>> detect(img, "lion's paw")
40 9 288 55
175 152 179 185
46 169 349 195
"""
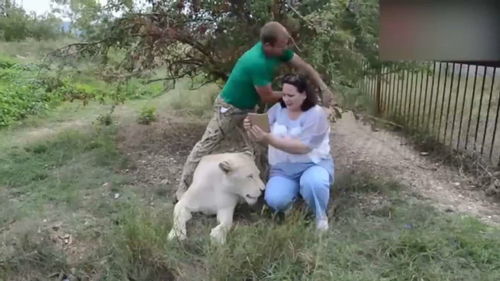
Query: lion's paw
210 227 227 244
168 229 186 241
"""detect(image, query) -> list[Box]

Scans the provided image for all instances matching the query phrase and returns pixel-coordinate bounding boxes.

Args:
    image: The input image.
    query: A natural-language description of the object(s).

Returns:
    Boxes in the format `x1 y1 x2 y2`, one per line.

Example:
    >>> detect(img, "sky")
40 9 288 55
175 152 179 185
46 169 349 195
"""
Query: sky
20 0 54 16
19 0 147 20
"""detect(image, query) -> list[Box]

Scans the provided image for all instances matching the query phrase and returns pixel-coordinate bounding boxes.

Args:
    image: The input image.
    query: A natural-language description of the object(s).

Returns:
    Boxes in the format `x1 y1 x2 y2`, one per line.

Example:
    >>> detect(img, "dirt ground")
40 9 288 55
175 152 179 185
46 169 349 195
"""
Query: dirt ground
332 111 500 225
115 113 251 197
116 109 500 225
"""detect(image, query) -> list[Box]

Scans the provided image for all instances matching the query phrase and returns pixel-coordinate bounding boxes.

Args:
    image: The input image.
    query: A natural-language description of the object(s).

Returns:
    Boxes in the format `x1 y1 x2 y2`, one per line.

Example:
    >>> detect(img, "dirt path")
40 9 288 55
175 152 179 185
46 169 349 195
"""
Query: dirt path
332 111 500 224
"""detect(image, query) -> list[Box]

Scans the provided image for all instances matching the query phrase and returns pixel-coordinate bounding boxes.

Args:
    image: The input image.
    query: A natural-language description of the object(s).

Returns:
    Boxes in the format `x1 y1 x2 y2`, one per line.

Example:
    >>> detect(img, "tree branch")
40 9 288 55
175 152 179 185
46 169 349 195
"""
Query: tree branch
189 78 216 90
145 77 174 84
286 3 319 33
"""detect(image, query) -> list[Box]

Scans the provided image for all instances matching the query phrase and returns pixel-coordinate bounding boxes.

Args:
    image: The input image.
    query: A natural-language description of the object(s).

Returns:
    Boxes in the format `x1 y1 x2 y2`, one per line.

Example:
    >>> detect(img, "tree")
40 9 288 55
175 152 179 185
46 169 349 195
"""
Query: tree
51 0 107 38
0 0 11 17
50 0 382 100
0 0 64 41
0 1 30 41
28 14 64 41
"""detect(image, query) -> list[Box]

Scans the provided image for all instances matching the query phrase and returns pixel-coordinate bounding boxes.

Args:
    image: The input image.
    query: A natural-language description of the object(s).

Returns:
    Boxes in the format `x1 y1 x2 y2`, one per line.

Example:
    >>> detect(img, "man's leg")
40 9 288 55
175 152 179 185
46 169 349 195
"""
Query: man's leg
176 115 221 200
235 110 271 180
176 98 239 200
235 125 255 156
235 123 269 180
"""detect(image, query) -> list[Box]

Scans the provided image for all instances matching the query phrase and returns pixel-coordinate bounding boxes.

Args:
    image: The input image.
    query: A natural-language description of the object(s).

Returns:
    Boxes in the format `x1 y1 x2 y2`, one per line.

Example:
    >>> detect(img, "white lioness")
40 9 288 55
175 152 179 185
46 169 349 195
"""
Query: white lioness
168 152 265 244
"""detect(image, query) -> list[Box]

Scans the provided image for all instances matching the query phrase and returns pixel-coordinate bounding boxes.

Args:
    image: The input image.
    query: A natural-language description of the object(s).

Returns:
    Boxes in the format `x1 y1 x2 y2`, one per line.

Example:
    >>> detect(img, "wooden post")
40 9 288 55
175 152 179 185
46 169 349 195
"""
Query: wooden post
375 68 382 115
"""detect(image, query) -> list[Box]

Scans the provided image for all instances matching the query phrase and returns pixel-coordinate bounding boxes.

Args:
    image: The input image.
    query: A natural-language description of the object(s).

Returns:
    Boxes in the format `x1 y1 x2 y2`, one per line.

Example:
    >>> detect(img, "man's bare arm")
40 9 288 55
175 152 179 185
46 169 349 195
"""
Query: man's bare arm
255 84 284 104
287 54 335 106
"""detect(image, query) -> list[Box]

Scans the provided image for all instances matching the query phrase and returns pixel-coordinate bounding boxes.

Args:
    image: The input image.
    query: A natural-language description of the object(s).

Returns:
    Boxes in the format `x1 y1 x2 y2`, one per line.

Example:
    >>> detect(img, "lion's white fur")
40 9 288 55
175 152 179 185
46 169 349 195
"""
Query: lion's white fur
168 152 265 244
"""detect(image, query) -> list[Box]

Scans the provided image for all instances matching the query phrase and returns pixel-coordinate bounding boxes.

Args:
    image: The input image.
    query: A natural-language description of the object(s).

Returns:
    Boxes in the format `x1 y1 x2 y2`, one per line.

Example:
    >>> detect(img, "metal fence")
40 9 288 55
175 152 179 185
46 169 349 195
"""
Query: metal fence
360 62 500 166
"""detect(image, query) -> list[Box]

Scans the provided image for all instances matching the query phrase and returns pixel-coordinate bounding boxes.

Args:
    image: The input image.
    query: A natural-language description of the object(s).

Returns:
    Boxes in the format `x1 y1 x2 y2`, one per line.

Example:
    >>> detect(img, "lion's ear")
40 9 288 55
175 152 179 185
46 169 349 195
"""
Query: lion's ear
219 160 232 174
242 150 254 158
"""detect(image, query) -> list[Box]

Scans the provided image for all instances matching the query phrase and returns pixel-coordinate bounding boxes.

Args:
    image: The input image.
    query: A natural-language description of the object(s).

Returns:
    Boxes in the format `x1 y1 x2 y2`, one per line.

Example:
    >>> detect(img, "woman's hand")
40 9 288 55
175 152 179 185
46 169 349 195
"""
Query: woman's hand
244 116 269 143
248 124 270 143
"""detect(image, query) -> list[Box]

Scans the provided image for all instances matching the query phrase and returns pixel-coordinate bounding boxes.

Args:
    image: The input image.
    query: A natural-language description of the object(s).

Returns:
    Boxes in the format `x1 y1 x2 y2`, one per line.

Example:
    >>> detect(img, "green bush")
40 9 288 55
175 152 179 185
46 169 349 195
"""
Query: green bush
0 59 66 127
0 55 17 69
0 62 61 126
96 112 113 126
123 78 164 100
0 48 166 127
137 105 157 125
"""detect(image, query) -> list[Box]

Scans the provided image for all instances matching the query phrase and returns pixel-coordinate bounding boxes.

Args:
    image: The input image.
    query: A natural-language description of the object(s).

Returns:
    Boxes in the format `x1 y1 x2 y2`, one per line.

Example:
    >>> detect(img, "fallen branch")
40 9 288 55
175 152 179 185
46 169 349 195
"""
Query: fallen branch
364 115 404 129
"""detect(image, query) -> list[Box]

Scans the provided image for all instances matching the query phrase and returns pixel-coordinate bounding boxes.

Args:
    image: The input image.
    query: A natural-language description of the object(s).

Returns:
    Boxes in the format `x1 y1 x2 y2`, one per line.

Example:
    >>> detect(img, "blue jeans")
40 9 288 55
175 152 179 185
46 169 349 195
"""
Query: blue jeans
265 163 333 220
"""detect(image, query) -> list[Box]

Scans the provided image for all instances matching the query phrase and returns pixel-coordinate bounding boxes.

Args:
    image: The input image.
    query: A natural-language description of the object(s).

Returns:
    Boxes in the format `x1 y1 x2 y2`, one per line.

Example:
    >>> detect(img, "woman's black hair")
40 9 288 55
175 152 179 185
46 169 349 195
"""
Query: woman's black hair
279 74 317 111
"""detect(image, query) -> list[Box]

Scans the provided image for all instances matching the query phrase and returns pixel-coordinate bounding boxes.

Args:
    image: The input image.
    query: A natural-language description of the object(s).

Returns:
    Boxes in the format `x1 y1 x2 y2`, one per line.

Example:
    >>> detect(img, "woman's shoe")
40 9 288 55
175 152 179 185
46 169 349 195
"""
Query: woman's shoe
316 217 329 232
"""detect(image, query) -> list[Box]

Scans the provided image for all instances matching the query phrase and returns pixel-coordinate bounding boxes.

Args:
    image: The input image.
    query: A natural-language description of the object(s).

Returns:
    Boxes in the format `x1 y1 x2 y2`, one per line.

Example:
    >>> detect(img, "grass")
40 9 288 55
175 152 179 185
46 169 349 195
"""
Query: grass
0 124 130 280
1 39 500 280
0 38 78 63
0 126 129 227
1 113 500 280
0 76 217 280
162 78 220 118
1 82 500 280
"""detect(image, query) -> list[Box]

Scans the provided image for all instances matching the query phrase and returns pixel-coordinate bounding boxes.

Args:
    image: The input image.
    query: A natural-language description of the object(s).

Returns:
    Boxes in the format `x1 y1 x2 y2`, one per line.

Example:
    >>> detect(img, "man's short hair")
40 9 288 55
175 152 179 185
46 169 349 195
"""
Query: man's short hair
260 21 289 45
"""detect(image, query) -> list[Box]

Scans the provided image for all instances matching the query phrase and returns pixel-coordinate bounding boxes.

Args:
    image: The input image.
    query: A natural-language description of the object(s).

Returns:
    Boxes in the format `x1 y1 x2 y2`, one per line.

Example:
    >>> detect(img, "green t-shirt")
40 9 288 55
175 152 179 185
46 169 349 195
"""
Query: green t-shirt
220 41 294 109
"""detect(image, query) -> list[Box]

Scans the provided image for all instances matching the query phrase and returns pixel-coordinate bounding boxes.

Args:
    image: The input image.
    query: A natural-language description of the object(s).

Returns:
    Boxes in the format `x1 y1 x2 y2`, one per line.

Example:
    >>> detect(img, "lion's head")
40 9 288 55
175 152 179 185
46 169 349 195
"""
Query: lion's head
218 153 265 205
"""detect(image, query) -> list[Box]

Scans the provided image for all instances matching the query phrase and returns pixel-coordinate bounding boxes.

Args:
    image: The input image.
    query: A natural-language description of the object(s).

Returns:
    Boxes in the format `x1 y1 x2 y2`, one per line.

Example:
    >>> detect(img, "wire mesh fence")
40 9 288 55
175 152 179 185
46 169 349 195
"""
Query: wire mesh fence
360 62 500 166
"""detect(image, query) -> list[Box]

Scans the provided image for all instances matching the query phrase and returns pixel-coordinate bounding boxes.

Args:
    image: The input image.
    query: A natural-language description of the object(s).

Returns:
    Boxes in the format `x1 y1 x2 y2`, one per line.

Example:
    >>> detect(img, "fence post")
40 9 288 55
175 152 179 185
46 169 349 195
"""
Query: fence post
375 68 382 115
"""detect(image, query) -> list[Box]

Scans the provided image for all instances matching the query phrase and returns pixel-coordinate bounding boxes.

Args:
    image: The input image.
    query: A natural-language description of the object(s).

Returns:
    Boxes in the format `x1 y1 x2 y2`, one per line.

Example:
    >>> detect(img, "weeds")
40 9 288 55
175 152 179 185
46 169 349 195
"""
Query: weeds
2 84 500 280
2 136 500 280
137 105 157 125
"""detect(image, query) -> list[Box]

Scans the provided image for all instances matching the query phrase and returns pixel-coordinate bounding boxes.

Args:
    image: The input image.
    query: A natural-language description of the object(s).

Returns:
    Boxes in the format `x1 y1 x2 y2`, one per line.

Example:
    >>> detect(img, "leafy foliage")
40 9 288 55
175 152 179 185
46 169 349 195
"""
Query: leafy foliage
299 0 379 87
0 0 66 41
49 0 383 104
0 55 104 127
0 60 58 126
51 0 121 39
137 105 157 125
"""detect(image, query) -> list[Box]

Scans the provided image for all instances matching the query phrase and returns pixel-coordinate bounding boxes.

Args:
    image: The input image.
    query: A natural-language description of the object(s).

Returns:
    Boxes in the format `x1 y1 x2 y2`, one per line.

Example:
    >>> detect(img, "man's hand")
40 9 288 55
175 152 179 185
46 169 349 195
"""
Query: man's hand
320 87 334 107
243 116 252 131
288 54 336 107
255 85 284 104
244 117 257 141
324 104 343 123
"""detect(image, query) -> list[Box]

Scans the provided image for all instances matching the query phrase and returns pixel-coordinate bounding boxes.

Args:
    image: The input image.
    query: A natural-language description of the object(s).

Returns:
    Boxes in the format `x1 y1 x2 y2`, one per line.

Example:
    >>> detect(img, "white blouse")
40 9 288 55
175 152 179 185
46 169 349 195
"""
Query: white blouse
267 103 331 166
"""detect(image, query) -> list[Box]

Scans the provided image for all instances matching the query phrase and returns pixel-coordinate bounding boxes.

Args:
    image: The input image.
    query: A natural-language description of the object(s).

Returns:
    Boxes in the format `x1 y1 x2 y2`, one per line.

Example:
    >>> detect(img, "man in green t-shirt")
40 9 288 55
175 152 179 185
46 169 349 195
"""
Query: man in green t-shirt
175 21 335 200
